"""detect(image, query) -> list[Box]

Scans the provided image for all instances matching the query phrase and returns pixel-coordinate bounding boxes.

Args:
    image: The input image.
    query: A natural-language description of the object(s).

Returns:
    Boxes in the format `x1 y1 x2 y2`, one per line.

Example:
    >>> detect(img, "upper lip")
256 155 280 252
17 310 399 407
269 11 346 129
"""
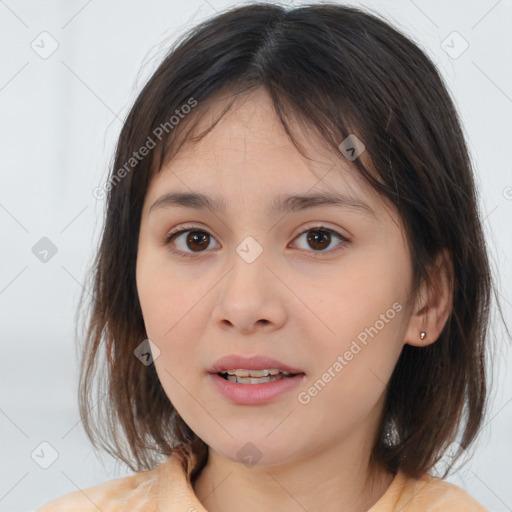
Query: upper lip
209 355 304 375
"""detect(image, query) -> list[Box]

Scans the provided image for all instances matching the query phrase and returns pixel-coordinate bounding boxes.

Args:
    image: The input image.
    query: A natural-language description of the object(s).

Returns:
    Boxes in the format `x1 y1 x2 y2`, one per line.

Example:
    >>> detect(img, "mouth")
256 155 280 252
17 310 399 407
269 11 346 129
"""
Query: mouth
209 354 305 385
209 356 305 404
217 368 300 384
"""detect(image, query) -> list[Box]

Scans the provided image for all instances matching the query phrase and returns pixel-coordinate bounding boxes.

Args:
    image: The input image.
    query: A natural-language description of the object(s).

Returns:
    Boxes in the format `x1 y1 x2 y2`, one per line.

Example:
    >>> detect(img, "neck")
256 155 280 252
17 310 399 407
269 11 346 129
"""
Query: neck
192 436 395 512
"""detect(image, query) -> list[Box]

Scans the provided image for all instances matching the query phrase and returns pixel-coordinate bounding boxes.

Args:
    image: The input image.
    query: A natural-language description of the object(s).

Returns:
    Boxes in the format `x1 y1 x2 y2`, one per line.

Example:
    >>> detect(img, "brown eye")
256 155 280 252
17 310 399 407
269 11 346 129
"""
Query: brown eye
184 231 210 252
164 224 349 259
166 229 218 254
293 227 348 254
306 229 332 251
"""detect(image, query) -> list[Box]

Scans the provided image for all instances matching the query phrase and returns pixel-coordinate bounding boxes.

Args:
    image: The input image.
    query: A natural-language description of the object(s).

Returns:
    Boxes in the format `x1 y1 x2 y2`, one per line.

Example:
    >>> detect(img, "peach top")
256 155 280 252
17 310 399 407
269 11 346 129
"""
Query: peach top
36 451 488 511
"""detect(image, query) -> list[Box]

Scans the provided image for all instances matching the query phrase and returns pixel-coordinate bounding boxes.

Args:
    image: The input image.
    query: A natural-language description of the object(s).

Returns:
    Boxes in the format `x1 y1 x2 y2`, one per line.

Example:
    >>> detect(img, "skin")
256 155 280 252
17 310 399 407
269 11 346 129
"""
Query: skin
136 88 452 512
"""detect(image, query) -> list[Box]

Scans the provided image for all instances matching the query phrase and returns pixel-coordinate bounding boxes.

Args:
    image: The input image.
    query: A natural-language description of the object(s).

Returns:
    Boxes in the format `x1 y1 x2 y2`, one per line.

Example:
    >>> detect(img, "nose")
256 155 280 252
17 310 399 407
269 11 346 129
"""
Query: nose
211 241 287 334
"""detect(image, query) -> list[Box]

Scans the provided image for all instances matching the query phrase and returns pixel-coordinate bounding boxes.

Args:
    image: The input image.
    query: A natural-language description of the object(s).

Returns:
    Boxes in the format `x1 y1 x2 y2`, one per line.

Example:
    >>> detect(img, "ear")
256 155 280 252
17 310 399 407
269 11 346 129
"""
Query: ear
404 248 454 347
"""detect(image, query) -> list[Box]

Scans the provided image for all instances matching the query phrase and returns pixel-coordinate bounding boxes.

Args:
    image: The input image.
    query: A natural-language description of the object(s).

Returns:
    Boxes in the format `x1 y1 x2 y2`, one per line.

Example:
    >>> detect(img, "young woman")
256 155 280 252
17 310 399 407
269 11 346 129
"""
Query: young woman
37 2 501 510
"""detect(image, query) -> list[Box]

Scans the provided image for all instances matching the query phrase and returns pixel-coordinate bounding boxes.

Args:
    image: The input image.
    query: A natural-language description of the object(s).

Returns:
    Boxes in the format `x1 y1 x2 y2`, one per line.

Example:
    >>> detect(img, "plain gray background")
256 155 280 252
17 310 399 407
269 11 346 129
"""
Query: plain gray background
1 0 511 510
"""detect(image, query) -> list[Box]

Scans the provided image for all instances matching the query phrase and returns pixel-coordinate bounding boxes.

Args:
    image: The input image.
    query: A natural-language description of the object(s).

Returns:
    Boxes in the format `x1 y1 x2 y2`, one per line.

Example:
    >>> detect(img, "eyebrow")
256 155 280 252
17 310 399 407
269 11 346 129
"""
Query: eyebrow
149 191 376 218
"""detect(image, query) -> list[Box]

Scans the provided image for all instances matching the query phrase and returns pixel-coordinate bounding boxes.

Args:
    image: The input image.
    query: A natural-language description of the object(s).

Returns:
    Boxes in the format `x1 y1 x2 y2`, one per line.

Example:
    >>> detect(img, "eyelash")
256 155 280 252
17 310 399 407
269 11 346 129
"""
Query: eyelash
164 224 350 259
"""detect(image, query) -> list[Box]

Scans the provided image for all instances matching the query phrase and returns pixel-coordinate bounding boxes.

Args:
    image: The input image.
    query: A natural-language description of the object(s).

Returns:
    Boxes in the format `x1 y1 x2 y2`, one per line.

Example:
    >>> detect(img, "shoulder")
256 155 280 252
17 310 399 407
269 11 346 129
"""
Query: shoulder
381 470 489 511
34 464 162 512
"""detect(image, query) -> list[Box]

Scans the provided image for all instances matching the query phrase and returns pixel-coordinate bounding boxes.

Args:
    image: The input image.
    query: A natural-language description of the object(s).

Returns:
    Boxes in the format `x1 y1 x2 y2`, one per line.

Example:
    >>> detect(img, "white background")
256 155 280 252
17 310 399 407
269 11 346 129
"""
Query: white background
0 0 511 510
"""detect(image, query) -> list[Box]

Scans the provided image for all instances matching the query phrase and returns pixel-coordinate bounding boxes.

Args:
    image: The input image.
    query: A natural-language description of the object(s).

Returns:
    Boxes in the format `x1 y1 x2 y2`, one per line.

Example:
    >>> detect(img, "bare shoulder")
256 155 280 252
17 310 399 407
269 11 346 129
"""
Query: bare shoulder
428 475 489 511
35 465 161 512
403 472 489 511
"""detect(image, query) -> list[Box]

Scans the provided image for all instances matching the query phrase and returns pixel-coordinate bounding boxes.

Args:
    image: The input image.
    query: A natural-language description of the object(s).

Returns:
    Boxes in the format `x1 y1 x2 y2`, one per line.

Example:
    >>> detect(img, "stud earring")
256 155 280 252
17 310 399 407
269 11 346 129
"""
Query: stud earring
420 331 427 340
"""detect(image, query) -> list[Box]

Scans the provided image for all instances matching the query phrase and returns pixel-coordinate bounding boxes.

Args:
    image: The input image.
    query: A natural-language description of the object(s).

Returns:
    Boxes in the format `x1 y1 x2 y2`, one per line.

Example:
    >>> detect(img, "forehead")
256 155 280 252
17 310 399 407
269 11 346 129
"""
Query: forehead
145 88 395 222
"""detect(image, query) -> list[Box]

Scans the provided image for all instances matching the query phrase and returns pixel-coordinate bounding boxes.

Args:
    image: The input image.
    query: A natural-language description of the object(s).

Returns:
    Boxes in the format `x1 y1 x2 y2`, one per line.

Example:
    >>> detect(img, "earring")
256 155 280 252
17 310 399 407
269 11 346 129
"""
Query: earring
420 331 427 340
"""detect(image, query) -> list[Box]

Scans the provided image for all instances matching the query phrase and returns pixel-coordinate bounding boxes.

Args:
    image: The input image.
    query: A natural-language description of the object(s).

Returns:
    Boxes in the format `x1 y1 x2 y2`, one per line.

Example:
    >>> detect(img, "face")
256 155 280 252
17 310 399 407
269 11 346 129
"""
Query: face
136 88 416 467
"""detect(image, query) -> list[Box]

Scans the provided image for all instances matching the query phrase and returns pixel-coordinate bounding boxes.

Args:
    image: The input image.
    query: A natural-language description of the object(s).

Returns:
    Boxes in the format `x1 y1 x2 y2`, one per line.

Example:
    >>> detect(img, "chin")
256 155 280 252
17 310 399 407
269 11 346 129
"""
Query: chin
208 437 302 469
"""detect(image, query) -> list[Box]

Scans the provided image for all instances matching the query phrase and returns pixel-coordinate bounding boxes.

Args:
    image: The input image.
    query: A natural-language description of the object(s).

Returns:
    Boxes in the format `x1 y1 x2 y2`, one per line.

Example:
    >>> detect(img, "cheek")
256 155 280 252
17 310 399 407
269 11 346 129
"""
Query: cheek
298 255 407 349
137 247 199 336
136 261 203 411
295 260 408 413
136 250 212 386
296 308 405 433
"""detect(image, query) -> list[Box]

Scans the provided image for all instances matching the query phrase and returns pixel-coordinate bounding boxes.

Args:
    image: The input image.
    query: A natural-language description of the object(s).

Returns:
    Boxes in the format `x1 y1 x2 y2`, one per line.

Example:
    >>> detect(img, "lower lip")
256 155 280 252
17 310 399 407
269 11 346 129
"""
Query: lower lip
209 373 305 405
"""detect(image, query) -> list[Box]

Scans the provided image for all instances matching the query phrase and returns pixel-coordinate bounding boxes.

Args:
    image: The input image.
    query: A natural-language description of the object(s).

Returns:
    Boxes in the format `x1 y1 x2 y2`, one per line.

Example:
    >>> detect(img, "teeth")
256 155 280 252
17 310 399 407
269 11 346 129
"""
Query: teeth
221 368 296 384
224 368 291 377
226 374 285 384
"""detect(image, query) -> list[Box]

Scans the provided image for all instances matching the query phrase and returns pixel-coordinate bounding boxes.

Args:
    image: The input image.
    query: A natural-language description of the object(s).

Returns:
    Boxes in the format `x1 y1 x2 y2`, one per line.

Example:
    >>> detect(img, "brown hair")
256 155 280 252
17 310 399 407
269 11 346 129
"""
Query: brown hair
77 2 506 483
